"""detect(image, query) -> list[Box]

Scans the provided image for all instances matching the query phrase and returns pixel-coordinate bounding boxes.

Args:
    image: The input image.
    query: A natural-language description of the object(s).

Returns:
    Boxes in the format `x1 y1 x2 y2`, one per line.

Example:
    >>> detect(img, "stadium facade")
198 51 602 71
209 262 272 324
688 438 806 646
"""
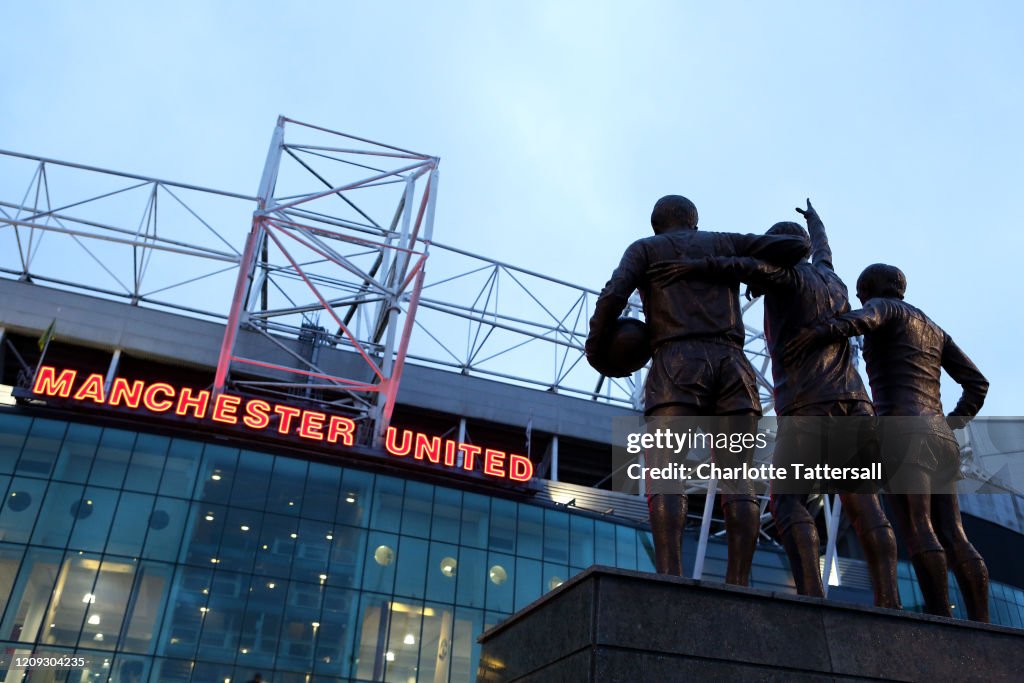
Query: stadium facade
1 123 1022 682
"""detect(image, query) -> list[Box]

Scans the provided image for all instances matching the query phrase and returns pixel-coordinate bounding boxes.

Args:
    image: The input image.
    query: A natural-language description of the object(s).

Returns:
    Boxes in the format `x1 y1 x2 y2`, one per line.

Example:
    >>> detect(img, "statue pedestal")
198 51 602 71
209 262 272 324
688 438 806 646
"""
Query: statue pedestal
477 566 1024 681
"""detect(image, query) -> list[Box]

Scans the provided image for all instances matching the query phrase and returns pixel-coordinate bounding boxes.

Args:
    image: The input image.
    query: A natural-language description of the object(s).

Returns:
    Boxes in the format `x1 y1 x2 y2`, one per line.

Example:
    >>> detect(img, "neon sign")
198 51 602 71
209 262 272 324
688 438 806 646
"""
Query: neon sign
32 366 534 483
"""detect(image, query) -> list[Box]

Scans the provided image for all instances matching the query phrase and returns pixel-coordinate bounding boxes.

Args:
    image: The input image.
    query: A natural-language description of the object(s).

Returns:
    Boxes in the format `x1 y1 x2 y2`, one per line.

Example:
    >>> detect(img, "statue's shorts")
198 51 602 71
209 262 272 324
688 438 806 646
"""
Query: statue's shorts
644 338 762 416
880 420 962 495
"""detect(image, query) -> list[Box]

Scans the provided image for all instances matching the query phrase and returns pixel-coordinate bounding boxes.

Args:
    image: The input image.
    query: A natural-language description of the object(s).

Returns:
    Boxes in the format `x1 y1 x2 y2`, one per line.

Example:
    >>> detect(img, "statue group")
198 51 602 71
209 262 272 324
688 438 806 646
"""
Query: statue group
586 196 990 622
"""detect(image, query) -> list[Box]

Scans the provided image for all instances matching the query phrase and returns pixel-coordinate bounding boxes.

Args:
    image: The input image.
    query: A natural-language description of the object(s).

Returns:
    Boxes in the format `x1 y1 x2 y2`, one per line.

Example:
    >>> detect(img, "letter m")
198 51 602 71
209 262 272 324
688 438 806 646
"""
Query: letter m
32 366 77 398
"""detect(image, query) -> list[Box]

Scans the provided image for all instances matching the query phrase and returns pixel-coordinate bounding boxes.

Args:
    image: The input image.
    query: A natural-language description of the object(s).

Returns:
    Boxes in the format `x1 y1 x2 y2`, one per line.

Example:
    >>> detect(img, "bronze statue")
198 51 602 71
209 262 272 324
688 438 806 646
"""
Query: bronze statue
649 200 900 608
787 263 990 621
586 195 807 584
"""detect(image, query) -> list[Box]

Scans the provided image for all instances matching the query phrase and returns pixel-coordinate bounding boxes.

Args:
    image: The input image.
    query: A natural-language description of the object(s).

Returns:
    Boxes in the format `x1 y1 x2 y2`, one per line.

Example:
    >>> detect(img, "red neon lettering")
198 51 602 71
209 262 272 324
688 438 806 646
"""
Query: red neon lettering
109 378 144 408
32 366 76 398
142 383 175 412
326 415 355 445
176 387 210 419
443 441 457 467
483 449 507 478
509 454 533 482
243 399 271 429
414 433 443 463
459 443 481 471
385 426 412 456
72 373 106 404
274 405 302 434
298 410 326 441
212 394 241 425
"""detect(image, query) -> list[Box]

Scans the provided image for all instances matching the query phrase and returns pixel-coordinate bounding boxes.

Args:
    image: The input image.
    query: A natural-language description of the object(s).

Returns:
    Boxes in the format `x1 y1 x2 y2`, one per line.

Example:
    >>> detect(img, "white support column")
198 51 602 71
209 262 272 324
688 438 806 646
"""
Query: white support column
822 494 843 595
104 349 122 394
692 478 718 580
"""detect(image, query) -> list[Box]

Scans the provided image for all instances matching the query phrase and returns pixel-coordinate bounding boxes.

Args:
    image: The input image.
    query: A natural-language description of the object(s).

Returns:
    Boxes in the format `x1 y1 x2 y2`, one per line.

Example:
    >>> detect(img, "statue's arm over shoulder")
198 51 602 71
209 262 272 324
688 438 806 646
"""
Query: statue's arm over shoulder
691 256 795 290
817 298 894 341
942 334 989 419
805 211 834 270
586 241 645 358
729 233 809 266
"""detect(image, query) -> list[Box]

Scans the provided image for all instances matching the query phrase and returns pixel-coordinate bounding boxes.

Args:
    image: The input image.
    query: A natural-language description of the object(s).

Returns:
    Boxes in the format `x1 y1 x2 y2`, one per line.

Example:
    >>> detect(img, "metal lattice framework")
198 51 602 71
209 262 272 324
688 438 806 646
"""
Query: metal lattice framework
0 118 776 446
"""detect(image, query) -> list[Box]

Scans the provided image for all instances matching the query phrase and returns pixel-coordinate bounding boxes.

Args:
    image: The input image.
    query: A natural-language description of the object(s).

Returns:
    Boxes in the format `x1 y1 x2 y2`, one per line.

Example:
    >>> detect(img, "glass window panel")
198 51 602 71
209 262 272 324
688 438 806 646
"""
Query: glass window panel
252 512 299 580
488 498 517 555
0 413 32 472
313 586 358 680
401 481 434 539
156 564 213 659
485 552 514 613
456 547 486 610
16 418 67 477
395 536 429 600
105 492 155 558
238 575 288 670
122 434 169 494
594 520 616 565
78 557 137 651
362 531 398 595
516 505 543 560
459 493 489 549
382 598 424 682
39 552 101 646
0 544 26 624
0 477 49 544
190 660 234 683
543 562 569 595
514 557 541 612
425 542 459 604
449 607 486 683
409 601 453 683
353 592 395 682
229 449 273 510
88 428 136 489
337 468 374 528
216 507 261 575
142 496 189 563
268 456 308 517
637 531 657 573
150 656 192 682
328 524 367 590
292 517 333 586
615 525 638 570
182 502 227 569
304 462 342 522
543 509 569 564
67 487 118 553
120 561 173 655
159 438 201 499
195 444 238 504
276 580 324 672
0 547 62 644
431 486 462 544
30 481 84 548
569 515 595 569
52 423 101 484
369 475 404 533
196 569 246 661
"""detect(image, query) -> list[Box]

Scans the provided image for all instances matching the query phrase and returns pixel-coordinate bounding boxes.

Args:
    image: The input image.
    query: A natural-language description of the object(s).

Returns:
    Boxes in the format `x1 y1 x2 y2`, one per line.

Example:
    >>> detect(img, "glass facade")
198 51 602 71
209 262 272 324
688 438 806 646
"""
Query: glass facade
0 413 656 682
2 411 1023 682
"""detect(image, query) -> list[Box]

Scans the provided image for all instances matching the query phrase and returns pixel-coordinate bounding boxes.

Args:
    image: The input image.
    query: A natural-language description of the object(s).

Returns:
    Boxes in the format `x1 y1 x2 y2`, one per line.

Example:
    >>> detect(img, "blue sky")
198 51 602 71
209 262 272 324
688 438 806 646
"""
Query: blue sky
2 1 1022 414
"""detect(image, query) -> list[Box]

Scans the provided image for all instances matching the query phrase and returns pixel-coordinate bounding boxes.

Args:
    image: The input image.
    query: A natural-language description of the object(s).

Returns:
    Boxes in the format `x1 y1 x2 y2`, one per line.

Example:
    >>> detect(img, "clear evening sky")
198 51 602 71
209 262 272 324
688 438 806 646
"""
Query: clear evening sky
2 2 1021 415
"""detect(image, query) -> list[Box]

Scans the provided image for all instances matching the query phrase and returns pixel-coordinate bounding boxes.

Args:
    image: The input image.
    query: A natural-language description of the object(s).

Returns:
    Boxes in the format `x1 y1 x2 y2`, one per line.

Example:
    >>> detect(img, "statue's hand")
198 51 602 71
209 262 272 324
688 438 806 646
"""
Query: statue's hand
648 260 695 286
946 414 971 431
795 198 817 221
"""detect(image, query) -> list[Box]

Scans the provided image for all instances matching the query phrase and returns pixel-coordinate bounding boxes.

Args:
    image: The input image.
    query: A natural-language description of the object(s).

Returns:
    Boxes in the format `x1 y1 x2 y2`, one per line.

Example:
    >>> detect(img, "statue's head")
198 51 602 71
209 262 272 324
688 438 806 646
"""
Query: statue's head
766 221 810 257
651 195 698 234
856 263 906 303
